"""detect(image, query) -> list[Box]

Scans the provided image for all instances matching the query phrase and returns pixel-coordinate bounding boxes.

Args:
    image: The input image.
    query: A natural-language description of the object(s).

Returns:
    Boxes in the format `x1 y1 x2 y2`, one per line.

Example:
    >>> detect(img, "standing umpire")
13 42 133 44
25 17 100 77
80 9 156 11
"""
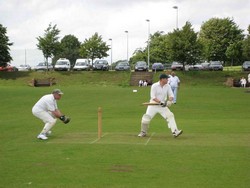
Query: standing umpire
138 74 183 138
169 71 180 104
32 89 70 140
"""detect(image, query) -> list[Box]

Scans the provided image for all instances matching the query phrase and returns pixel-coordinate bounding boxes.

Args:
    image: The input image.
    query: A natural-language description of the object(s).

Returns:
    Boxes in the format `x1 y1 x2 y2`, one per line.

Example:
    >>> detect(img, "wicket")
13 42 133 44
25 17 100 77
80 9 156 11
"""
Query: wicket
98 107 102 139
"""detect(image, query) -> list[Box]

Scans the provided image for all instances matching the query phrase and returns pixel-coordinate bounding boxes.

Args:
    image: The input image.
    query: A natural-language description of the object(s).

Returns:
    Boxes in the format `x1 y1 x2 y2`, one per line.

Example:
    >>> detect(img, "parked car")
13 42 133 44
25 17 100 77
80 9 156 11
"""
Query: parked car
73 59 90 71
17 64 31 71
208 61 223 71
134 61 148 71
201 62 210 70
0 64 18 72
191 64 204 71
164 63 172 70
152 62 164 71
185 64 193 71
115 61 130 71
54 58 71 71
171 62 184 71
242 61 250 71
93 59 109 71
34 62 53 71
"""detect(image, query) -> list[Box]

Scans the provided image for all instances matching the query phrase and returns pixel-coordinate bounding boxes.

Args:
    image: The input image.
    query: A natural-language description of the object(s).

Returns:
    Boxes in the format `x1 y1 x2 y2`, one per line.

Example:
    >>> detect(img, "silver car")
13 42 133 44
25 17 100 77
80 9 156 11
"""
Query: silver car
208 61 223 71
34 62 53 71
134 61 148 71
115 61 130 71
17 64 31 71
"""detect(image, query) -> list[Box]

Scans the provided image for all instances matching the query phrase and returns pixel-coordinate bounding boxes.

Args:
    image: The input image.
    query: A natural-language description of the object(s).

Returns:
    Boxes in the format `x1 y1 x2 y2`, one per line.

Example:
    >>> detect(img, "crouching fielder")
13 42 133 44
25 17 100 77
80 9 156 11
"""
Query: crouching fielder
138 74 183 138
32 89 70 140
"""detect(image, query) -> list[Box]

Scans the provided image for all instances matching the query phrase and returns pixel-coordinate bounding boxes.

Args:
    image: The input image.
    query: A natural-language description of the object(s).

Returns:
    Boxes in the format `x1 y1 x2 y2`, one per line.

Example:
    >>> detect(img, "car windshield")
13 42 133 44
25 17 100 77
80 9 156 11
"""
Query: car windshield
76 62 87 65
95 60 107 64
38 63 45 66
57 61 68 65
210 62 221 65
172 62 180 65
244 61 250 65
137 62 146 65
118 62 128 66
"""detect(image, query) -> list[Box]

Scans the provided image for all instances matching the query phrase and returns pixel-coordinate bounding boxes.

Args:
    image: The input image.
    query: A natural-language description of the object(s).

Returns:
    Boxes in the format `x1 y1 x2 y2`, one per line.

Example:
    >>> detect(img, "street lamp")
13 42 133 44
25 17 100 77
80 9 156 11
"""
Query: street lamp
109 38 113 70
146 19 150 70
125 31 129 63
173 6 178 29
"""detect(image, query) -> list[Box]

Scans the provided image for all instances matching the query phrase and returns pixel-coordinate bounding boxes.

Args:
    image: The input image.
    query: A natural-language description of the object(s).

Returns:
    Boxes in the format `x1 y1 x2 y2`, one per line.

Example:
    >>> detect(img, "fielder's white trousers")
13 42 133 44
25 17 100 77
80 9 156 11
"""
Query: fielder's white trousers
32 107 57 134
145 105 178 132
171 86 178 103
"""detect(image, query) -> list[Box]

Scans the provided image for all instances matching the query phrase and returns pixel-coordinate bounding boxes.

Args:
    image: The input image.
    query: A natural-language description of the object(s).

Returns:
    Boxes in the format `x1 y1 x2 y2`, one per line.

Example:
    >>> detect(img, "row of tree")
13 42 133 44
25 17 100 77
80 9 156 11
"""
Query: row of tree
36 23 109 67
132 18 250 67
1 17 250 68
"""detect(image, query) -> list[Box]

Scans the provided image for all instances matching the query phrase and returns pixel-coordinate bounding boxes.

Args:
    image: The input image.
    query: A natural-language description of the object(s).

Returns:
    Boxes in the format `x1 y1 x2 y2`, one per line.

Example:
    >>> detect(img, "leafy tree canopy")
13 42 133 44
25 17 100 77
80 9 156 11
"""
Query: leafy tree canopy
79 32 110 65
242 25 250 60
36 23 61 62
55 34 81 66
0 24 13 66
166 21 202 65
199 17 244 63
149 31 170 64
131 22 202 68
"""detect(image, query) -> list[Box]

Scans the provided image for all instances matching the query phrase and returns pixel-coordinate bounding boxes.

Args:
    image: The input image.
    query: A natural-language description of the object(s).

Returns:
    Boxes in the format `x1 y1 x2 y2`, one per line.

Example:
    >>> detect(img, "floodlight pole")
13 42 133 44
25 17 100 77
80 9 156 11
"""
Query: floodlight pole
125 31 129 63
109 38 113 70
173 6 179 29
146 19 150 70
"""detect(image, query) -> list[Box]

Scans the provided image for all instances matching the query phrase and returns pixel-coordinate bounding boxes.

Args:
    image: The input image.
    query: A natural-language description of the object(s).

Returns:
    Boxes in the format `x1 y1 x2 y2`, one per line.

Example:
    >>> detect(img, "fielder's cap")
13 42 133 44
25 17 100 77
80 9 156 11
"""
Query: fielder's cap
52 89 64 95
159 74 170 79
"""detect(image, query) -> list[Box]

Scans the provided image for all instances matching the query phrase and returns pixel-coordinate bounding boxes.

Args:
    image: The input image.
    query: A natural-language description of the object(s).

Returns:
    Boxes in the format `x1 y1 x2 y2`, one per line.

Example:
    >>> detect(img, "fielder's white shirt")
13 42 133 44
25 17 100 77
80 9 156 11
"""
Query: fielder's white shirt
32 94 58 112
150 81 174 102
169 76 180 88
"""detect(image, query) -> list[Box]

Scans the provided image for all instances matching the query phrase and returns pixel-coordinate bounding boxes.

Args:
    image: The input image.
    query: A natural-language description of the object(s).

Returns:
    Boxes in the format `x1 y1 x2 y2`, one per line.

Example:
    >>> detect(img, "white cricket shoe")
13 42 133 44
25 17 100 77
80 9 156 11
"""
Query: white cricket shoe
46 131 52 136
138 131 147 137
37 134 48 140
173 130 183 138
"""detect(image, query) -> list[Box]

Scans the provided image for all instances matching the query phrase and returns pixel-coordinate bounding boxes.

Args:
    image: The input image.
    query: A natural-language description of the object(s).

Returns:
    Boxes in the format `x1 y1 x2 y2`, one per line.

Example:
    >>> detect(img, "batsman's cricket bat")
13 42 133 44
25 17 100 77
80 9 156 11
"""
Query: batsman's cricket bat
142 102 161 106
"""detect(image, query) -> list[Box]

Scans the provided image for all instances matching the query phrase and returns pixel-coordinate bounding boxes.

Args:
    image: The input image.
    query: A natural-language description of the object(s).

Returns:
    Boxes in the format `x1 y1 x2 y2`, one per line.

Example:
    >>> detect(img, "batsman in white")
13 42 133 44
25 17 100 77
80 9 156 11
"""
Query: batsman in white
32 89 70 140
138 74 183 138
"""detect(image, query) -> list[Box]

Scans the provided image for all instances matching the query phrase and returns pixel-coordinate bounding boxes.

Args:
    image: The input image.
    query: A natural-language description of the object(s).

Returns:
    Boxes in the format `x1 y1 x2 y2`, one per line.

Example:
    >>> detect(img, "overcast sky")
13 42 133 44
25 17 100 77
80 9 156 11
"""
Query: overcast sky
0 0 249 66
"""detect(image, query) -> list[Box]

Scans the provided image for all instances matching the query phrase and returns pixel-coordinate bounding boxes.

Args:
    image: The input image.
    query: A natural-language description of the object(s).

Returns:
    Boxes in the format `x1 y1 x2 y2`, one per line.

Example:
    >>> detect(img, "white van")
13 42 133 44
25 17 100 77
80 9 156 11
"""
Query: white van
54 58 71 71
73 59 90 71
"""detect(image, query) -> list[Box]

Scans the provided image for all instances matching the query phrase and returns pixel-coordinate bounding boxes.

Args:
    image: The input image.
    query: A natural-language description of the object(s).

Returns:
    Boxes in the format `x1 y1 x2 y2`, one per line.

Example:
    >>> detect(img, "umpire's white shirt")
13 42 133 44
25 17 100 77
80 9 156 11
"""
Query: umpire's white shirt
32 94 58 113
169 76 180 88
150 81 174 102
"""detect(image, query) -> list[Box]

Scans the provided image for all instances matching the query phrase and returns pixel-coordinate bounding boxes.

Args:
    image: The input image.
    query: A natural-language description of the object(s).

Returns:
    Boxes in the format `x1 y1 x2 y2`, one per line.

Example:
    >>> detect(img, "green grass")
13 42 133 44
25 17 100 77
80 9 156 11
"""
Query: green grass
0 71 250 187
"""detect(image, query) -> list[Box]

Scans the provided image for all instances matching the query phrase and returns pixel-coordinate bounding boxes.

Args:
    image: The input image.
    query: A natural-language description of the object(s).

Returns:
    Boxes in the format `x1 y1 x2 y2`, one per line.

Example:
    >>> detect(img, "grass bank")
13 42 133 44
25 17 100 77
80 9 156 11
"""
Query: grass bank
0 70 248 87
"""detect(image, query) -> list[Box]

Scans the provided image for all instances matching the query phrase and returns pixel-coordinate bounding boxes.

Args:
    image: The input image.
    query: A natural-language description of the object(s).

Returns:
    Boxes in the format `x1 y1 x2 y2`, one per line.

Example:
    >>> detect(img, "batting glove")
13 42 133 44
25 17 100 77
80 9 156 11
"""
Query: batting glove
59 115 71 124
166 101 173 107
160 101 167 107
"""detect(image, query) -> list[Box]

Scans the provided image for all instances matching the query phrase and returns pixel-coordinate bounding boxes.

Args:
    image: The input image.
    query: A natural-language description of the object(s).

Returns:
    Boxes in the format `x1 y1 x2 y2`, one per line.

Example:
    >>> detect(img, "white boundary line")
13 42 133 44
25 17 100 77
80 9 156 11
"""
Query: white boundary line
145 132 155 145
